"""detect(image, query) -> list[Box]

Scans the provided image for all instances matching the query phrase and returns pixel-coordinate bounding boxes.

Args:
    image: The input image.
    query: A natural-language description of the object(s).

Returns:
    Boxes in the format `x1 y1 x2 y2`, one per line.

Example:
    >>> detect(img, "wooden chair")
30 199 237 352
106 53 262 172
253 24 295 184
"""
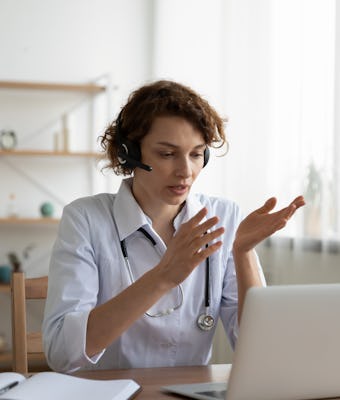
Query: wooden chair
11 271 49 374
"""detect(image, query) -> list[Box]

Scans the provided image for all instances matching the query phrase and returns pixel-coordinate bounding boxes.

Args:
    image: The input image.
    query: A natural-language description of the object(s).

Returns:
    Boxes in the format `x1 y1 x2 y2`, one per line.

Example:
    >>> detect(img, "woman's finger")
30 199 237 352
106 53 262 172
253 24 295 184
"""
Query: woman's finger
192 240 223 265
190 207 208 222
256 197 277 215
193 216 220 236
192 227 225 251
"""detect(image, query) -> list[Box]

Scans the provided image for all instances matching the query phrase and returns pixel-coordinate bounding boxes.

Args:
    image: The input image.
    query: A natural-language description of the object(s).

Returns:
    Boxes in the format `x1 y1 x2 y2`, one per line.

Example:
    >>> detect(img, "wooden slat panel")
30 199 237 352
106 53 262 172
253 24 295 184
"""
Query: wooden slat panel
25 277 48 299
0 352 49 373
11 272 28 374
27 332 44 353
11 272 49 374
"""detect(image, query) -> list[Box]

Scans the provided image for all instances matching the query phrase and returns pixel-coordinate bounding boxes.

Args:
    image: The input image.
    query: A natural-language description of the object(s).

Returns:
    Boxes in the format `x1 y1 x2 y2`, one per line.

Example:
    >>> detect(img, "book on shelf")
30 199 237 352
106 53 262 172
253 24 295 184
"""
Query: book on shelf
0 371 141 400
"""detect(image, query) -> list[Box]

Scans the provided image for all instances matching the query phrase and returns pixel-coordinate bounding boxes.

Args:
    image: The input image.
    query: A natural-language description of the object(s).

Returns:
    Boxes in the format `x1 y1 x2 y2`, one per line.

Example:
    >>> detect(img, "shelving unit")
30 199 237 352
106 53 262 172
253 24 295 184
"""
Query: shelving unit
0 79 111 370
0 78 109 214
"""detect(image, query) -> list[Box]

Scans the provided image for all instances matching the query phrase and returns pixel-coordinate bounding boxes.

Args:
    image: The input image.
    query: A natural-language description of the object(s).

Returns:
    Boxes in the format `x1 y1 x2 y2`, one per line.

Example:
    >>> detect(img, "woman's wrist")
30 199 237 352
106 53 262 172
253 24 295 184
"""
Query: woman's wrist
146 262 176 293
233 247 253 265
232 239 253 257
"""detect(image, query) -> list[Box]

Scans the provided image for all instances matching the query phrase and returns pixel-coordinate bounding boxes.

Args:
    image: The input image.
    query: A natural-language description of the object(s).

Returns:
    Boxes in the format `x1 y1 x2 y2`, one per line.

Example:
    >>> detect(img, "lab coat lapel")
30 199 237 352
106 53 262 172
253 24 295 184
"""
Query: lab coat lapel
113 178 150 241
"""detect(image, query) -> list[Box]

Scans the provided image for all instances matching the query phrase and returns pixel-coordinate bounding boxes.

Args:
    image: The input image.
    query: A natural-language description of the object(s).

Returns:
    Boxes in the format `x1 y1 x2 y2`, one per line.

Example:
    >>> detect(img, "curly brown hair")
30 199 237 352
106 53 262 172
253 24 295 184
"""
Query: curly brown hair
100 80 227 176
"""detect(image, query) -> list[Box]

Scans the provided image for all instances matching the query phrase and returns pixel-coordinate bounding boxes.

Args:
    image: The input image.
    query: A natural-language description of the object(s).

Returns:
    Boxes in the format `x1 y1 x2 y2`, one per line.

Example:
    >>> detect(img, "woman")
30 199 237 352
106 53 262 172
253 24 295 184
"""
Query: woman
42 80 305 372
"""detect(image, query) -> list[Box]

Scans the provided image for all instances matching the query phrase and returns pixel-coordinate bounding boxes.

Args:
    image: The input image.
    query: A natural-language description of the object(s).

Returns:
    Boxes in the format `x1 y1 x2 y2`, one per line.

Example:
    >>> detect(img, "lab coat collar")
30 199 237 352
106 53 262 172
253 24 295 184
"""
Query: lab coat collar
113 178 206 240
113 178 151 241
173 192 206 232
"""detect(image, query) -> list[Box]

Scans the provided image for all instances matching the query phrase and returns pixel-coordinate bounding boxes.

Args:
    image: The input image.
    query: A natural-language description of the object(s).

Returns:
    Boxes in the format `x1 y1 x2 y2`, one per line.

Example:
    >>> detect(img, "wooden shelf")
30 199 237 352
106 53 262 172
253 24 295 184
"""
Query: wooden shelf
0 218 60 225
0 284 10 293
0 80 106 93
0 150 104 158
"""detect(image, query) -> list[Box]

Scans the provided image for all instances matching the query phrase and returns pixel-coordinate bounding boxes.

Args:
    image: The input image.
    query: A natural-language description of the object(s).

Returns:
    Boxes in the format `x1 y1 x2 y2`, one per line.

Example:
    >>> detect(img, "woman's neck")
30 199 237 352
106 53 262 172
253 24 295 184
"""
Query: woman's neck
144 205 179 245
131 184 182 245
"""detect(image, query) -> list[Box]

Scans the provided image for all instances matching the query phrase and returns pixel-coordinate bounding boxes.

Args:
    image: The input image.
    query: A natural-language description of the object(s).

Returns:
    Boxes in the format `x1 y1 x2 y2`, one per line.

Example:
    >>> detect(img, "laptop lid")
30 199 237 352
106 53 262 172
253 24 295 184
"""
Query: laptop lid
162 284 340 400
228 283 340 400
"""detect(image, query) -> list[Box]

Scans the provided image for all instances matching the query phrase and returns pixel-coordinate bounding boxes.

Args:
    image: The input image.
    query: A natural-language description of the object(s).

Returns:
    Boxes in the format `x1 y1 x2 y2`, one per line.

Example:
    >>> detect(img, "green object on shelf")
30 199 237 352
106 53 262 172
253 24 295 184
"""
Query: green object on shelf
40 202 54 217
0 265 11 284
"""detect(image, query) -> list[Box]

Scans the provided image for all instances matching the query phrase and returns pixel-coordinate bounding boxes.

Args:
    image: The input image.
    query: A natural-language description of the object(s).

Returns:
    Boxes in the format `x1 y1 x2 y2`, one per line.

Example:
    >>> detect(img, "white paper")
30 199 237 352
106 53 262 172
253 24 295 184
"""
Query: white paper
0 372 26 389
0 372 140 400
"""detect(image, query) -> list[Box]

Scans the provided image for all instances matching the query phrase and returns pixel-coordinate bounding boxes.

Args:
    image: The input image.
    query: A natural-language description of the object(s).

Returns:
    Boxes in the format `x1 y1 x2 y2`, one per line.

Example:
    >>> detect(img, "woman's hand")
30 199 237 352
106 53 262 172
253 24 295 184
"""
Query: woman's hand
156 207 225 289
233 196 306 253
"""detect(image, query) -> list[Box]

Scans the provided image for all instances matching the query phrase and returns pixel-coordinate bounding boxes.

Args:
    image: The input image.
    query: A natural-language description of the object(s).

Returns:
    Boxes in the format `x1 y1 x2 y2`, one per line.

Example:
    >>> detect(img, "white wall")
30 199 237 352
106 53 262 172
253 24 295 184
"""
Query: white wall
0 0 154 269
0 0 154 353
0 0 154 100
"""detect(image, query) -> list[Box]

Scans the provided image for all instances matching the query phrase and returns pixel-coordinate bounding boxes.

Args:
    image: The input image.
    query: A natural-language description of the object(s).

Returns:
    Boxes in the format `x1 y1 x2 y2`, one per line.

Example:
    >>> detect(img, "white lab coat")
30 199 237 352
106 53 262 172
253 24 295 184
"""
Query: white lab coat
42 178 264 372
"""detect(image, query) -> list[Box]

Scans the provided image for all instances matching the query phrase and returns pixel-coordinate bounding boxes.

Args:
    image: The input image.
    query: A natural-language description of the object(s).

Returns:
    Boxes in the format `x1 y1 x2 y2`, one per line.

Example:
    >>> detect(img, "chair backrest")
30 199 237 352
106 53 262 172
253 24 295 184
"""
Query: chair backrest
11 271 49 374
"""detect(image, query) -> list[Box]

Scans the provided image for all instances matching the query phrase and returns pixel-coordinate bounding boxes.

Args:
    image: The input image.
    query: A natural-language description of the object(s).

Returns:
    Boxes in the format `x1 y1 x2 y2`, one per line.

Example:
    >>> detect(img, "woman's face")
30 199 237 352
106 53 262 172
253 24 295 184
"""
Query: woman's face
132 116 206 212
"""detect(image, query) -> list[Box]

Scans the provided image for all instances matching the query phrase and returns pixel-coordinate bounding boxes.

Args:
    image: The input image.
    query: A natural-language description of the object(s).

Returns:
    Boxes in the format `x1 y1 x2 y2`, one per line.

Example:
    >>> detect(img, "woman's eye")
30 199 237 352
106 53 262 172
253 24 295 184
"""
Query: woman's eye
192 152 204 159
160 152 174 158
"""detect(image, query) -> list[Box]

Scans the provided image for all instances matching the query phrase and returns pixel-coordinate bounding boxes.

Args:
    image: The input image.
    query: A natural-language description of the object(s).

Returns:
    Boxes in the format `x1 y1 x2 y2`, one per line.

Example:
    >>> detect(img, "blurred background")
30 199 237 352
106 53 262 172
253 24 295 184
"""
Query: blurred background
0 0 339 365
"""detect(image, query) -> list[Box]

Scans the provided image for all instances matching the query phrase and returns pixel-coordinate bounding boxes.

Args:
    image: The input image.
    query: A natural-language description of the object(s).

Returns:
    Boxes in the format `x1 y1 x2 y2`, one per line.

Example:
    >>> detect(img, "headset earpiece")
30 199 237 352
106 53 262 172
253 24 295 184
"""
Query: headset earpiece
117 141 152 172
116 111 152 172
203 147 210 168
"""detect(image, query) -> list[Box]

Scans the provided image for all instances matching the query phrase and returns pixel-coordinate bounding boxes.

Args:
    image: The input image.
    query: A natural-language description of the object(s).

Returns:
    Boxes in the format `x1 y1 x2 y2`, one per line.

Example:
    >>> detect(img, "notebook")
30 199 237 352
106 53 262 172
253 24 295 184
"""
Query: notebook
162 283 340 400
0 371 141 400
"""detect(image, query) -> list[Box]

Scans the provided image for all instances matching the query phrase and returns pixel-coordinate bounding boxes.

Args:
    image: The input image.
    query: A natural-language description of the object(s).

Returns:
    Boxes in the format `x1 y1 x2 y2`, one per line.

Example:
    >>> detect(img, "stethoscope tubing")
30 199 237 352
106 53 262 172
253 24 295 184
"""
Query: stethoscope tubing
205 244 210 308
117 224 214 330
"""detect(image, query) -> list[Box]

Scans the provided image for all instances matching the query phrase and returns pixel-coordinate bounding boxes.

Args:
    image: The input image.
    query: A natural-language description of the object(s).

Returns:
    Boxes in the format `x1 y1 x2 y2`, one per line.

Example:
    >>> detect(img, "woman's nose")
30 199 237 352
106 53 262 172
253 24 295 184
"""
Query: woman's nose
175 157 192 178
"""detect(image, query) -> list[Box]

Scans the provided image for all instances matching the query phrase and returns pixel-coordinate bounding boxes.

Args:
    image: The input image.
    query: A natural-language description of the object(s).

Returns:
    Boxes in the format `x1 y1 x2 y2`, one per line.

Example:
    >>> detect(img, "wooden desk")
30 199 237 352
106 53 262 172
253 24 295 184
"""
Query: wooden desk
74 363 232 399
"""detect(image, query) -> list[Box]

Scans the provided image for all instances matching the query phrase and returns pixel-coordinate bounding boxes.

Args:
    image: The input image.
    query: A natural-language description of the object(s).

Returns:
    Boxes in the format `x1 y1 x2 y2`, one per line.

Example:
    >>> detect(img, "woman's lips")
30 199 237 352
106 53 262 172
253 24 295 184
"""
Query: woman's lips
168 185 188 195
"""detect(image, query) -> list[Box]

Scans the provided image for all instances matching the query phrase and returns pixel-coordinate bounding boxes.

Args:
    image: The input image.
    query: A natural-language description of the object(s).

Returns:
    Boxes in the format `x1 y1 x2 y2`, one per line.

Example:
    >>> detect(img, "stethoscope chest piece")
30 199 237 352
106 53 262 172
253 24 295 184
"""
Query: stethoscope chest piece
197 313 215 331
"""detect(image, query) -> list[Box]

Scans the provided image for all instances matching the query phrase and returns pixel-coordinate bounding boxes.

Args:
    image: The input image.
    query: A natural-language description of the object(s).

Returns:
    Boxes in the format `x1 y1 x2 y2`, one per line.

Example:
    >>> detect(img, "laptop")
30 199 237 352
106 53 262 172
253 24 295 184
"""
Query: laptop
162 284 340 400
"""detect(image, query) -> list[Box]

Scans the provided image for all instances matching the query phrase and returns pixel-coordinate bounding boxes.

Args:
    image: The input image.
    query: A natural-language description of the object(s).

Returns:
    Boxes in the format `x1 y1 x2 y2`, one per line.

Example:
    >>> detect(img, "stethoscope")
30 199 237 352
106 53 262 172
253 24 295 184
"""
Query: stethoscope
119 227 215 331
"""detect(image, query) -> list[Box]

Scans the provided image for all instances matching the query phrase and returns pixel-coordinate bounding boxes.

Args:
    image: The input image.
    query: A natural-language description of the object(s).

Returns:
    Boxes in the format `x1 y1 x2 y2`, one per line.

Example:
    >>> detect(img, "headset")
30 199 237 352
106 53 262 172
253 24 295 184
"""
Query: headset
116 110 210 172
